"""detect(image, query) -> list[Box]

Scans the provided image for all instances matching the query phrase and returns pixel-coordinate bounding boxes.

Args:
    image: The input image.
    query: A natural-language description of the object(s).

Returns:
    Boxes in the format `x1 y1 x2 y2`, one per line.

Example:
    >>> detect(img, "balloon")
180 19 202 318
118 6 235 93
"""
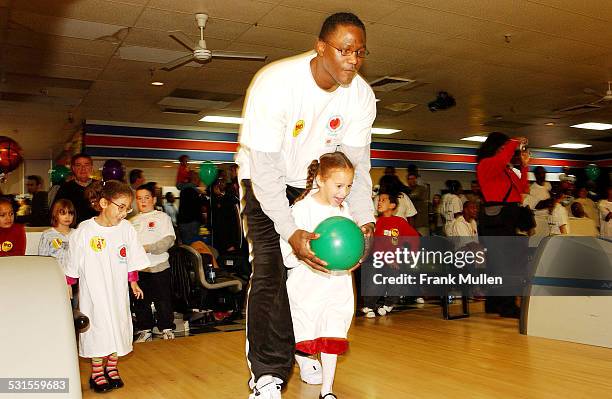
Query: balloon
102 159 124 181
311 216 364 271
585 164 601 181
50 165 70 185
0 136 23 173
199 161 218 186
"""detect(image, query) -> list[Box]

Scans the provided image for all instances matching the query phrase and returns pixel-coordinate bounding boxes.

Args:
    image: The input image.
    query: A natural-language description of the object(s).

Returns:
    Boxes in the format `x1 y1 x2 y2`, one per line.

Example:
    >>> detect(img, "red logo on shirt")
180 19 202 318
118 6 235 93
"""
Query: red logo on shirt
328 116 343 132
148 221 155 229
119 246 127 258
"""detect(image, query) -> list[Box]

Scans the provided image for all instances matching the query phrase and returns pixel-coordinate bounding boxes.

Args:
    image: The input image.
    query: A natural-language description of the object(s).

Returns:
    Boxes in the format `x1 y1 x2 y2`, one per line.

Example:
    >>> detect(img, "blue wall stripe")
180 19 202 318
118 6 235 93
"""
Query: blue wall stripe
85 124 239 142
86 147 236 162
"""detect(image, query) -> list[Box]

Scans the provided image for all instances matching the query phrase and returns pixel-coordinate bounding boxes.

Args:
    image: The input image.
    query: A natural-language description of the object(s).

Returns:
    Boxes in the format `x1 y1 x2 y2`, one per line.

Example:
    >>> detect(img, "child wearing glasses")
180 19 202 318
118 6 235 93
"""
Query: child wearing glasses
65 180 150 393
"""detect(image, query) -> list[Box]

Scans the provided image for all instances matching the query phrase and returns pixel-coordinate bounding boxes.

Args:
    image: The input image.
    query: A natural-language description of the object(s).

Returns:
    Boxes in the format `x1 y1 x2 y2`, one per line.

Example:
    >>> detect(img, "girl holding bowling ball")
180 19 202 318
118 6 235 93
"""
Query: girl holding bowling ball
280 151 360 399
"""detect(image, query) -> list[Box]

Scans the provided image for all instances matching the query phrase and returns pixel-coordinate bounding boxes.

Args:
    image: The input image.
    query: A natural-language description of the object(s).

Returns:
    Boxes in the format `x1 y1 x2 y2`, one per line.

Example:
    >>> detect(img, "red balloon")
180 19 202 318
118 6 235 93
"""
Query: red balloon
0 136 23 173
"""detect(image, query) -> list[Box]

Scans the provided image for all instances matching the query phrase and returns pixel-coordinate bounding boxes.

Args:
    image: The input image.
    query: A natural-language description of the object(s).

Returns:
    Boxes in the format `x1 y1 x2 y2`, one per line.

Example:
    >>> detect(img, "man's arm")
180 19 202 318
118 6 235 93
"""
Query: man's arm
249 150 298 242
341 143 375 227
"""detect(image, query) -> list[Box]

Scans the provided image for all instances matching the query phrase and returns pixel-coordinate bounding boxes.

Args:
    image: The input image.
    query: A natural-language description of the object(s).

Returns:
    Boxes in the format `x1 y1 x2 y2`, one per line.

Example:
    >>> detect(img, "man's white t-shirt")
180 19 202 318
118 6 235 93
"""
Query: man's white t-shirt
527 182 551 216
236 51 376 188
441 193 463 236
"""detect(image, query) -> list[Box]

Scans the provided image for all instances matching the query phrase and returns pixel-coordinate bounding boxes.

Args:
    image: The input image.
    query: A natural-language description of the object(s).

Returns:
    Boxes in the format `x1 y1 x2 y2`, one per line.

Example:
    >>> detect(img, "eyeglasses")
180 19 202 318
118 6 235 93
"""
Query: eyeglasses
109 200 133 214
325 41 369 59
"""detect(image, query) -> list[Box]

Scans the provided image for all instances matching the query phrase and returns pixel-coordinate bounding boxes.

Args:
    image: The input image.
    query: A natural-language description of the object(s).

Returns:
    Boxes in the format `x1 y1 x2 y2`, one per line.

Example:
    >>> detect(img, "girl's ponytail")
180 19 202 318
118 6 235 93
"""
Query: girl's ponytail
294 159 319 203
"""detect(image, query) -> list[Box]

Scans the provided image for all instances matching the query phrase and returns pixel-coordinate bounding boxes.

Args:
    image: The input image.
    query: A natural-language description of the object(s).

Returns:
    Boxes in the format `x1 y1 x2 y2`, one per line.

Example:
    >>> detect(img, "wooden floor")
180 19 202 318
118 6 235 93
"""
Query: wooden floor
79 303 612 399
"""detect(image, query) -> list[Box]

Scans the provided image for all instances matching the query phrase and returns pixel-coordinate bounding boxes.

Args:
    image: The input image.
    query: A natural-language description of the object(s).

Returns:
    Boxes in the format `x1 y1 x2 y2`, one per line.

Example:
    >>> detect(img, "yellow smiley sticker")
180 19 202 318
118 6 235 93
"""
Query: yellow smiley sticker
293 119 305 137
90 236 106 252
52 238 63 249
1 241 13 252
391 228 399 237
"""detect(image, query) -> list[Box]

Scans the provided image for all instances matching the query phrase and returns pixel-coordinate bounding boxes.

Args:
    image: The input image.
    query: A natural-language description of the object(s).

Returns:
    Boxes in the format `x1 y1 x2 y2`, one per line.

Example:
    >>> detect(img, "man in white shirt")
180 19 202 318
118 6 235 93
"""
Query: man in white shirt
449 201 479 250
599 187 612 238
235 13 376 399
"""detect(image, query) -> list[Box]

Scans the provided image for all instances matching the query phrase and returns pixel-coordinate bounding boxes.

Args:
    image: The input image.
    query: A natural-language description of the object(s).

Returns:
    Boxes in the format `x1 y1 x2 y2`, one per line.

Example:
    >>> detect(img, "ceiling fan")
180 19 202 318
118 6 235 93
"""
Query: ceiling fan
554 81 612 114
583 81 612 104
160 13 267 71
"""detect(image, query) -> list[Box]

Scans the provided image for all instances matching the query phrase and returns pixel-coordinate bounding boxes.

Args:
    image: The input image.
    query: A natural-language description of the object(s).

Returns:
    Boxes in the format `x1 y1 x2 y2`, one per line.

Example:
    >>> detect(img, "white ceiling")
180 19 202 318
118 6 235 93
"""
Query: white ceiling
0 0 611 159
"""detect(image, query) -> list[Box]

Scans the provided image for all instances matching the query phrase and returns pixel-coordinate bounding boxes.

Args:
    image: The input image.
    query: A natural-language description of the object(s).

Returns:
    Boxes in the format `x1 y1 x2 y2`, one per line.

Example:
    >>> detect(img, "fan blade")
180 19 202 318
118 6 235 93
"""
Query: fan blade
169 31 196 52
160 54 195 71
211 50 267 61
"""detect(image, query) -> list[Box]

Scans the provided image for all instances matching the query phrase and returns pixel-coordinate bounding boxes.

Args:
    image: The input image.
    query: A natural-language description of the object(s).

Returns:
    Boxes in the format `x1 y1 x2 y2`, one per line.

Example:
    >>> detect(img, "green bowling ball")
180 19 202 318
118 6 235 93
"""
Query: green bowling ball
311 216 364 271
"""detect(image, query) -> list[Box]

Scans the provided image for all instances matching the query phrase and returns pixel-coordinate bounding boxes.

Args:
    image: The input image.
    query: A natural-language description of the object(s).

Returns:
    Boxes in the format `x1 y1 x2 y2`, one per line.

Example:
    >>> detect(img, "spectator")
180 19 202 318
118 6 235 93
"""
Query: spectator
548 191 569 235
440 180 463 236
227 163 239 198
448 200 479 250
128 169 145 219
210 178 242 255
568 202 597 237
176 155 190 190
131 182 177 342
20 175 49 226
598 187 612 238
573 187 598 226
465 180 484 205
383 166 396 176
0 197 25 256
476 132 530 318
374 175 416 221
406 172 429 236
163 192 178 227
177 171 205 244
362 192 420 318
430 193 444 236
54 153 97 225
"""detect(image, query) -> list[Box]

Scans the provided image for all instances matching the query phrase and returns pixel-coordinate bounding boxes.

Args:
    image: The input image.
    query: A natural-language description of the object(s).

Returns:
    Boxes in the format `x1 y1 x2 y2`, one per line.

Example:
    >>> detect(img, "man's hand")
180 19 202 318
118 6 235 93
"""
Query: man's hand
349 222 375 272
289 229 329 273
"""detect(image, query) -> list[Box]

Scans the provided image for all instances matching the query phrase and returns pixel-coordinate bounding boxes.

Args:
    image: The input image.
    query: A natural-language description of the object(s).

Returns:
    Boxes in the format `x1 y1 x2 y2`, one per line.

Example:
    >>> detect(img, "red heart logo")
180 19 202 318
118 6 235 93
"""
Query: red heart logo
120 247 126 258
329 117 340 130
148 221 155 228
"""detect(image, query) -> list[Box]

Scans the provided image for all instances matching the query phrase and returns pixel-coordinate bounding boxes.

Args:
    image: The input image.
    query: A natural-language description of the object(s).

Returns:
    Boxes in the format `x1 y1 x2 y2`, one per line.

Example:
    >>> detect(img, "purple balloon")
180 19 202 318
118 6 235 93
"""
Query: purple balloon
102 159 124 181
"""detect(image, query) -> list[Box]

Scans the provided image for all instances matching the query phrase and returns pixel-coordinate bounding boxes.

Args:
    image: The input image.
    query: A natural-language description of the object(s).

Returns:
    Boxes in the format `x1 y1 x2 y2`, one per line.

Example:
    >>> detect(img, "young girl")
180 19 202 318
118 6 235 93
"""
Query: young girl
0 197 25 256
65 180 149 393
38 199 76 304
280 152 358 399
130 182 176 342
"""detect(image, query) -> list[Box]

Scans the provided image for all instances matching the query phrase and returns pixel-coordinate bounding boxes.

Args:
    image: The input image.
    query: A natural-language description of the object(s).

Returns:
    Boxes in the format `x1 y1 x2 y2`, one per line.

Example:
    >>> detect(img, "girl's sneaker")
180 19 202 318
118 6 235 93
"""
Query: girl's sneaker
382 305 394 313
376 307 387 316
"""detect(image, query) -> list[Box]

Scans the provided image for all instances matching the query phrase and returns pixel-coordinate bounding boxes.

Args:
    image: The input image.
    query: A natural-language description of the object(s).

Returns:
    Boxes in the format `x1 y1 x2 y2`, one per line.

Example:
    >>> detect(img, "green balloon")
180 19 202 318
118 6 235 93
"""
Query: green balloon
50 165 70 185
199 161 218 186
311 216 364 271
585 164 601 181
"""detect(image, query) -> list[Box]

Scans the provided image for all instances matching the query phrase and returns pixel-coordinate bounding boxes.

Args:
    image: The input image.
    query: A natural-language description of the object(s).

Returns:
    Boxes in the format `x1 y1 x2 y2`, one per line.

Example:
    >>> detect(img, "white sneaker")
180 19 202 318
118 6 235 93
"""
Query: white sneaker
415 297 425 304
361 307 375 318
134 329 152 343
298 356 322 385
377 307 387 316
382 305 394 313
248 375 281 399
161 329 175 340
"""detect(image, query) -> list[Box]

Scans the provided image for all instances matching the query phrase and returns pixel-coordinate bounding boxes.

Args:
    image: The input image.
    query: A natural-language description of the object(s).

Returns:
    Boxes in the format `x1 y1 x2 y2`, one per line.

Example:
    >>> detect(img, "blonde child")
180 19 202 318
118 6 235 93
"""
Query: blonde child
38 199 77 303
280 152 359 399
65 180 150 393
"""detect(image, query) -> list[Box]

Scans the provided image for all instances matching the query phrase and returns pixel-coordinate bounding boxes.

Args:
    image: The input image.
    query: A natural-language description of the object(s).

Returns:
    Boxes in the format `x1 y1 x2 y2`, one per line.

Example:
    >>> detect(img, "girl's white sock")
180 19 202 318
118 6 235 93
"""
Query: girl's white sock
320 352 337 396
